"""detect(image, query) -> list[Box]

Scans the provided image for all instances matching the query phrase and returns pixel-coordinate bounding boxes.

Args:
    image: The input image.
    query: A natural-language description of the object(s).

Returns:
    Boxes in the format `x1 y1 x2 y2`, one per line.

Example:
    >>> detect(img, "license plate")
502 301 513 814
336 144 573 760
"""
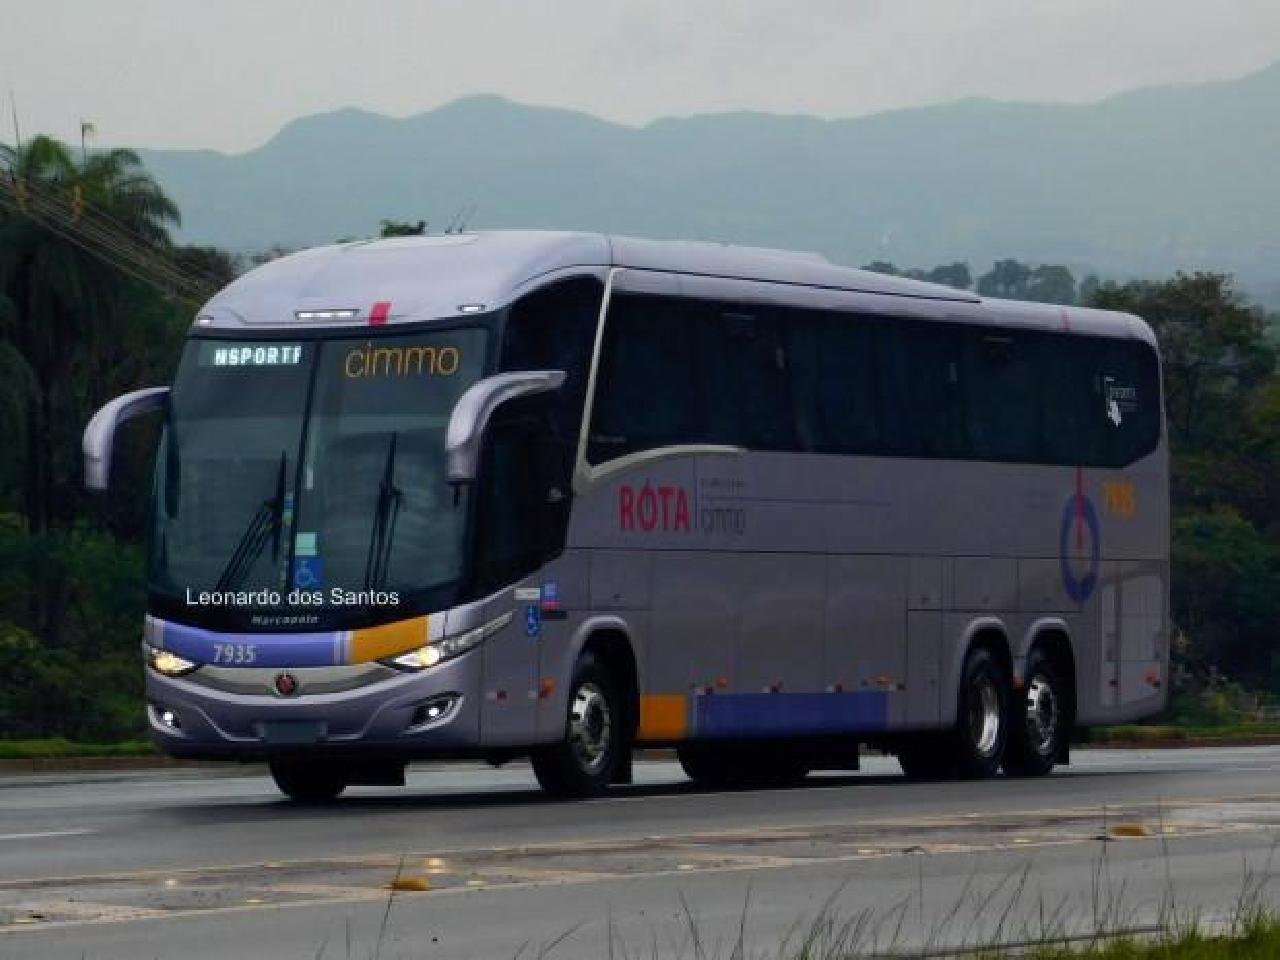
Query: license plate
259 720 326 745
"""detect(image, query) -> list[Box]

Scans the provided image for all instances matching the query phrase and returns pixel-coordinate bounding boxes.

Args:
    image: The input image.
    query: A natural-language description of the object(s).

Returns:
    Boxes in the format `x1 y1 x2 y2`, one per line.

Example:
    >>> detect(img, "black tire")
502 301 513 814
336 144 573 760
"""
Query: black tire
1003 647 1066 778
897 646 1009 781
531 653 624 798
677 742 810 789
953 646 1009 779
269 759 347 803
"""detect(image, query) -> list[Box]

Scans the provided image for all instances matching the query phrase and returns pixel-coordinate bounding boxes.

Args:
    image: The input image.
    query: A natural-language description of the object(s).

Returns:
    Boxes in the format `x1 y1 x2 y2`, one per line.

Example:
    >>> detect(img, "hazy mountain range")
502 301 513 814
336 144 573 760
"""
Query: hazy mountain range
136 61 1280 303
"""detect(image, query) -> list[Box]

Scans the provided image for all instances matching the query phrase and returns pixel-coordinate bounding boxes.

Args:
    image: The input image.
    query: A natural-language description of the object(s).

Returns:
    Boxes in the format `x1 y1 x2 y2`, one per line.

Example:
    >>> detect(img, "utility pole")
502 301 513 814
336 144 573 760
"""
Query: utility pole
79 119 95 163
7 88 20 148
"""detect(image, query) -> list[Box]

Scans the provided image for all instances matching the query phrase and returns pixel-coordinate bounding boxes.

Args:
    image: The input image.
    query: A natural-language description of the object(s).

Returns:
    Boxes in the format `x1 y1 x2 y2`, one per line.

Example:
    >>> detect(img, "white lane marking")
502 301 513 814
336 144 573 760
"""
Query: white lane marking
0 829 95 842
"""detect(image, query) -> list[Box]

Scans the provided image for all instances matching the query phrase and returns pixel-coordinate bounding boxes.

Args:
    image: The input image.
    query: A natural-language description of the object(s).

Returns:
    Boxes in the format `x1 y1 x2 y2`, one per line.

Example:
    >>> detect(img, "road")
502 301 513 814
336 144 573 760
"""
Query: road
2 747 1280 959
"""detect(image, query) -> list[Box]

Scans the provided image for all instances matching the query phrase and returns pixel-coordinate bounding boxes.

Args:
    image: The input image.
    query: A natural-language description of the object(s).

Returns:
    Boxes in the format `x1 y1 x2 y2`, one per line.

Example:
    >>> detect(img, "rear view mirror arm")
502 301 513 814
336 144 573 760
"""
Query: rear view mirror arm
83 386 170 491
445 370 566 484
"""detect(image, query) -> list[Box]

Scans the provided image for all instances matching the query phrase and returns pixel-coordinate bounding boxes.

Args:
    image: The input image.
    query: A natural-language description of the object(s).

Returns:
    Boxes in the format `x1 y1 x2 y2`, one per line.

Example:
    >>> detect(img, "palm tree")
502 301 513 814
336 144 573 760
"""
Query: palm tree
0 135 179 539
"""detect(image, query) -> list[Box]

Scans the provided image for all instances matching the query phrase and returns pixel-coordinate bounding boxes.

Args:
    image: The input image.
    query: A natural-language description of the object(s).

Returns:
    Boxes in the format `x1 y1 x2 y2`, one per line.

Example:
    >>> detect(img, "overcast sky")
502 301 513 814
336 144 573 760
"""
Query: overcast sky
5 0 1280 153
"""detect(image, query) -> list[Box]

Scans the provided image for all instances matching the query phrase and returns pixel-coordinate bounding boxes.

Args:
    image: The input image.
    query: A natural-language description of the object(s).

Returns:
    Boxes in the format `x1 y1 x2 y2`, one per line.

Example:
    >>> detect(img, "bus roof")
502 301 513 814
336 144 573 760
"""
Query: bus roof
193 230 1154 345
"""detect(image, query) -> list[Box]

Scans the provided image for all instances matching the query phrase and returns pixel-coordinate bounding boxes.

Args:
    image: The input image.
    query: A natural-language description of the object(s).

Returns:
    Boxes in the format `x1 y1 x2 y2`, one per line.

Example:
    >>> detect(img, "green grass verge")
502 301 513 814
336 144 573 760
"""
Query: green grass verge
0 738 156 760
1089 723 1280 743
1008 918 1280 958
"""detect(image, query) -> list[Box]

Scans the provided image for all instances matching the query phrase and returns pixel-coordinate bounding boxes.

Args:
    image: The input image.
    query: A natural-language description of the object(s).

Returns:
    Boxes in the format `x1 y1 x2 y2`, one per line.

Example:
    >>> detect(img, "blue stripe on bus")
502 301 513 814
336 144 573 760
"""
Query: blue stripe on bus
693 691 889 738
161 620 344 668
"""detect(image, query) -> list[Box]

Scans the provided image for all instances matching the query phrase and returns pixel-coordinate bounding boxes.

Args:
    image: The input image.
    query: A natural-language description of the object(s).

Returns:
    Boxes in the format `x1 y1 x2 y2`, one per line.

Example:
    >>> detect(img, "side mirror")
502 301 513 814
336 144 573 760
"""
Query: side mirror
83 386 170 491
445 371 565 484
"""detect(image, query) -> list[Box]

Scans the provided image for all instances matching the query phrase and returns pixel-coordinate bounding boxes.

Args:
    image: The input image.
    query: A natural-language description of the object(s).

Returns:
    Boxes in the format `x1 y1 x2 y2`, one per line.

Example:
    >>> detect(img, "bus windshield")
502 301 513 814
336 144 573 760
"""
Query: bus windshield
150 328 488 627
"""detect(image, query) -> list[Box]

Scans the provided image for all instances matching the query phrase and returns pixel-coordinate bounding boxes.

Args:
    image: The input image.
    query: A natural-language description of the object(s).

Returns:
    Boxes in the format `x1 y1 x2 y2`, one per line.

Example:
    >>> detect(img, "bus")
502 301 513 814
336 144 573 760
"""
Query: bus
83 231 1169 801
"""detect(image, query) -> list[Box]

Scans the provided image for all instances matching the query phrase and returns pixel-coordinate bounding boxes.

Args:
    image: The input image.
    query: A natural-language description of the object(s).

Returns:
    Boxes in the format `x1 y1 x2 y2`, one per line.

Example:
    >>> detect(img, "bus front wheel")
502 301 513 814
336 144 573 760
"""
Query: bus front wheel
531 653 624 798
269 759 347 803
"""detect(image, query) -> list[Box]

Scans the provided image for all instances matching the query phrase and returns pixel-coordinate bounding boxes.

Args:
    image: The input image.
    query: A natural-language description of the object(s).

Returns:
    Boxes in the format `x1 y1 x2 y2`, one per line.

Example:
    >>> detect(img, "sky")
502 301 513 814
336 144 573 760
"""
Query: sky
5 0 1280 154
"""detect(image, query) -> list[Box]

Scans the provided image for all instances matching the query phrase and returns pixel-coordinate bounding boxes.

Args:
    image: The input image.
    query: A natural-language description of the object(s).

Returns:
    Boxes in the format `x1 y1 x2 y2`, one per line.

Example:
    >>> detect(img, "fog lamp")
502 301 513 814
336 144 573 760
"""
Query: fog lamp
151 703 182 730
409 693 460 728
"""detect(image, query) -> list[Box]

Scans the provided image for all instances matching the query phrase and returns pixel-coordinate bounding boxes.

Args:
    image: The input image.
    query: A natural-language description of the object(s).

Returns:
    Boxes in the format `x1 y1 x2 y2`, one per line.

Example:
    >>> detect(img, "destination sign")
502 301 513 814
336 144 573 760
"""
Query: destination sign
198 343 305 368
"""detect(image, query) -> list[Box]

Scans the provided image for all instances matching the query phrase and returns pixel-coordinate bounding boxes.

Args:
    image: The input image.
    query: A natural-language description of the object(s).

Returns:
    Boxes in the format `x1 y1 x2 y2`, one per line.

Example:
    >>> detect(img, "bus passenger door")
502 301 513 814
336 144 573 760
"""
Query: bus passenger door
472 409 565 744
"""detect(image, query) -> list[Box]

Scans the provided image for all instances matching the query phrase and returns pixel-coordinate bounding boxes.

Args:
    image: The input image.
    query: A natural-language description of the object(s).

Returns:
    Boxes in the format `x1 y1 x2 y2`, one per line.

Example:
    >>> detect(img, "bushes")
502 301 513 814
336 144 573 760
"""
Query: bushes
0 516 146 740
1171 510 1280 690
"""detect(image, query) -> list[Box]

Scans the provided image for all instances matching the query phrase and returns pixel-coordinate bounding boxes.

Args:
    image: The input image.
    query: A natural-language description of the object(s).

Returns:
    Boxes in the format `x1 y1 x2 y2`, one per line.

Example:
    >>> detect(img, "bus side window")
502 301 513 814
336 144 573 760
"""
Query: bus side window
879 322 967 458
960 330 1042 462
696 304 796 451
587 293 700 463
787 309 879 454
1041 335 1098 465
501 276 602 454
1095 339 1161 466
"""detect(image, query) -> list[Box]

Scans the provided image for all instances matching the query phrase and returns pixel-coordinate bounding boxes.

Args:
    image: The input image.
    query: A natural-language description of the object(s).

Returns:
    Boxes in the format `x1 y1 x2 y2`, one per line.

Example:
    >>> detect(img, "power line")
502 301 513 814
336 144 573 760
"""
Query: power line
0 174 218 305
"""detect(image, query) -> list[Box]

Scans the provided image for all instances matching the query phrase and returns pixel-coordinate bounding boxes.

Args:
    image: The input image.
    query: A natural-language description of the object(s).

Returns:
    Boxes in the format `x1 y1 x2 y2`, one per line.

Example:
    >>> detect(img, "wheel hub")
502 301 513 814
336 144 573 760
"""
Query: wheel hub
1024 675 1059 755
569 681 612 774
968 677 1001 757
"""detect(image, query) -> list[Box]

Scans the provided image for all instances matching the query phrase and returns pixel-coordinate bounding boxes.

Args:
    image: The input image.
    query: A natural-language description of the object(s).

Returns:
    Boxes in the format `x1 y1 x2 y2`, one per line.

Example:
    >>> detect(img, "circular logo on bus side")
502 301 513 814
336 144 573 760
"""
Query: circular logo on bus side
1059 490 1100 605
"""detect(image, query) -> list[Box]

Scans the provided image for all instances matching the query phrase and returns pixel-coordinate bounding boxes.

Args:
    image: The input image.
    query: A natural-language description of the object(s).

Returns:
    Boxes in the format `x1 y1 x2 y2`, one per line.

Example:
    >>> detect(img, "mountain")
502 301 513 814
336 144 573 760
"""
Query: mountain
135 64 1280 295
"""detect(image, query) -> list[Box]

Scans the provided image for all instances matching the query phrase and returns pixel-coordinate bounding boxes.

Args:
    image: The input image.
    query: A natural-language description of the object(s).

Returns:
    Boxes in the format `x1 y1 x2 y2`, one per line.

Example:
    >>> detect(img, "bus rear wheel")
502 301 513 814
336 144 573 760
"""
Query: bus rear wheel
677 742 810 789
897 646 1008 781
1003 648 1065 777
531 653 623 798
269 759 347 803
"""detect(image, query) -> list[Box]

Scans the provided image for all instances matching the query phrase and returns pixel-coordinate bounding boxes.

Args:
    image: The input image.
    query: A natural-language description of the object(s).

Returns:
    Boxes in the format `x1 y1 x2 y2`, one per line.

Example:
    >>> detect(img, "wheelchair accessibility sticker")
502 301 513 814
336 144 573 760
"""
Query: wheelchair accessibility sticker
1059 469 1100 605
292 556 325 590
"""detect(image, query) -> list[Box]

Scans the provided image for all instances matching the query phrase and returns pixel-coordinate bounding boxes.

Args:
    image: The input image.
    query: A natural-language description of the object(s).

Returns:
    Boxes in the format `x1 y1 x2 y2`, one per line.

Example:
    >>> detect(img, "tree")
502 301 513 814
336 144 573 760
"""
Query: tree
1025 264 1076 305
0 136 179 536
380 218 426 237
1 136 179 648
1172 510 1280 687
172 244 240 290
249 244 291 267
1078 274 1102 304
925 262 972 291
976 259 1032 299
860 260 899 276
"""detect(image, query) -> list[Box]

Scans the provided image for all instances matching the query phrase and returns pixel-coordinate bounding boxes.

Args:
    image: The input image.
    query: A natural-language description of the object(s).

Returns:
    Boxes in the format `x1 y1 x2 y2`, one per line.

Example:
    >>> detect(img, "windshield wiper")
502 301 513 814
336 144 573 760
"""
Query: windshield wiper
214 451 287 592
363 432 402 592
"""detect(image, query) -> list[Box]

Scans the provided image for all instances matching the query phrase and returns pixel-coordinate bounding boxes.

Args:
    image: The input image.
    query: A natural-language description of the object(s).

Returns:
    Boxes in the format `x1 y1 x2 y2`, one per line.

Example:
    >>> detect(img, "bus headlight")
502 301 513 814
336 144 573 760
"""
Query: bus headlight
390 611 513 671
146 646 198 677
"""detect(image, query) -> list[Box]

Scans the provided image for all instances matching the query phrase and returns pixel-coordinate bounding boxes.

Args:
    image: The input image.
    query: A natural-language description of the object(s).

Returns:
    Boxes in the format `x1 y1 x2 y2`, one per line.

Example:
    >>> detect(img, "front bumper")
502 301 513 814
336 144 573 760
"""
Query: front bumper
145 648 482 759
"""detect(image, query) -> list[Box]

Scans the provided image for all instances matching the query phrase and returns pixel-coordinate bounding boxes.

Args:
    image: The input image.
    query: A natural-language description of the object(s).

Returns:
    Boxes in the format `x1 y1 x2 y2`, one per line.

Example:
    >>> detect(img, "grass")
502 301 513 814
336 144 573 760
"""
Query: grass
0 737 155 759
1088 723 1280 744
1010 917 1280 958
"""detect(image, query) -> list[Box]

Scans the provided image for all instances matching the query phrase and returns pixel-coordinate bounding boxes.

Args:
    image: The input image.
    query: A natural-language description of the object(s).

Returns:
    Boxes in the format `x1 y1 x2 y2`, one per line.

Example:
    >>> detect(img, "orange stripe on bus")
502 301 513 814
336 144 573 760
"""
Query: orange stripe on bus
348 616 429 663
638 694 687 741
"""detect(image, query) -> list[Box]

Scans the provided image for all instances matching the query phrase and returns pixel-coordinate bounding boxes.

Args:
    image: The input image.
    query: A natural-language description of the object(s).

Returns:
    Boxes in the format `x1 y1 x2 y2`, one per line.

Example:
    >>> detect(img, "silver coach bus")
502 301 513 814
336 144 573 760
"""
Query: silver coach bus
84 231 1169 800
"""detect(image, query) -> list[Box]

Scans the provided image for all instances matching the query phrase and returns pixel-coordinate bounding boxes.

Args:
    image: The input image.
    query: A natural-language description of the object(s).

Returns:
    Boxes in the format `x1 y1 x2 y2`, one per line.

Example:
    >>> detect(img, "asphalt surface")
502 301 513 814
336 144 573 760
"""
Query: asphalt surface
3 747 1280 959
